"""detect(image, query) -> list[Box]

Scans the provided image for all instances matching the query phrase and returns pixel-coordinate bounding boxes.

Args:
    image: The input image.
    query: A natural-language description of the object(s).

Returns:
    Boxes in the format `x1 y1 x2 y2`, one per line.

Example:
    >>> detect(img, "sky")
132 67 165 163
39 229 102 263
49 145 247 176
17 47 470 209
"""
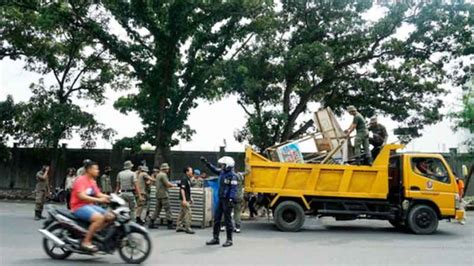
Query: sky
1 4 472 154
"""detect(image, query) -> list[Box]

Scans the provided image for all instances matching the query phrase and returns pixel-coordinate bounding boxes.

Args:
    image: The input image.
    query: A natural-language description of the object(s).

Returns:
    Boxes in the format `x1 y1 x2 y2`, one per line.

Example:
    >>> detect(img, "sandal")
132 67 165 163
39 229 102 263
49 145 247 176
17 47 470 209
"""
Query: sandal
81 242 98 252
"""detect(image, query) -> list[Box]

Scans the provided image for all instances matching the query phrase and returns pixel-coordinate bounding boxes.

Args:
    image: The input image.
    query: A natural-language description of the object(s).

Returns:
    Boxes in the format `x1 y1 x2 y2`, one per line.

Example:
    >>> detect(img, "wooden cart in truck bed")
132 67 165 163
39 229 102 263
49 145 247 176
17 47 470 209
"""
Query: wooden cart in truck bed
245 144 465 234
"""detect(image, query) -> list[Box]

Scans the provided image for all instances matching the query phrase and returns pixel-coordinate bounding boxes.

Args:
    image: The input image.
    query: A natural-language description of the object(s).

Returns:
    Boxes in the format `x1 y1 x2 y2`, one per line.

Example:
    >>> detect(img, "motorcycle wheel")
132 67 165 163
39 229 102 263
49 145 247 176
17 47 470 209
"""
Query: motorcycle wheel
42 224 73 260
118 230 152 264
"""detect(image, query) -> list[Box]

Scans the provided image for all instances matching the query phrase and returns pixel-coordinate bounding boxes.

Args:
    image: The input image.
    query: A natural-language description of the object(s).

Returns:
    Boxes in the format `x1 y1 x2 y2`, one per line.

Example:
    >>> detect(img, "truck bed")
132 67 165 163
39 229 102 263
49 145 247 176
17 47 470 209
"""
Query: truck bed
245 144 404 200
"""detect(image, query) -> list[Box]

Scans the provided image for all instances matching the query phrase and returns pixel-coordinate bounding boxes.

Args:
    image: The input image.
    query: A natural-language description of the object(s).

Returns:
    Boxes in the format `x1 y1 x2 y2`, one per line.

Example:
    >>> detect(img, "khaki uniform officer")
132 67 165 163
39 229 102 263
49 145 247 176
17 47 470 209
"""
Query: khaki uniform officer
345 105 371 165
116 160 143 221
136 166 152 225
149 163 176 229
35 165 50 220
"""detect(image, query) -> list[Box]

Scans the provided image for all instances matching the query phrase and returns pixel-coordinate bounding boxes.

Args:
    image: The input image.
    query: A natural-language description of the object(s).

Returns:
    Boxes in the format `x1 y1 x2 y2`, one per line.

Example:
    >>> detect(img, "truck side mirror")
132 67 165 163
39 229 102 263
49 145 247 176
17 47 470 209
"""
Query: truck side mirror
462 165 468 178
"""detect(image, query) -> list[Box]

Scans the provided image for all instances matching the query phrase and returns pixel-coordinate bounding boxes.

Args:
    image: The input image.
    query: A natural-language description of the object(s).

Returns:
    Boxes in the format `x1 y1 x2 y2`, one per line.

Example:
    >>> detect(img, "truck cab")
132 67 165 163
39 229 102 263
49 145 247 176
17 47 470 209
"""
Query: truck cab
388 153 463 233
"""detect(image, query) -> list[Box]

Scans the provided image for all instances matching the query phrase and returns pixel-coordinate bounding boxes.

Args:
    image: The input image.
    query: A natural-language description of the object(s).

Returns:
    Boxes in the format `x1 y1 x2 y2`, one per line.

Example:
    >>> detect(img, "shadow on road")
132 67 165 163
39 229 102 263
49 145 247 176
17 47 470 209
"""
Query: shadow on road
240 219 462 239
16 257 118 265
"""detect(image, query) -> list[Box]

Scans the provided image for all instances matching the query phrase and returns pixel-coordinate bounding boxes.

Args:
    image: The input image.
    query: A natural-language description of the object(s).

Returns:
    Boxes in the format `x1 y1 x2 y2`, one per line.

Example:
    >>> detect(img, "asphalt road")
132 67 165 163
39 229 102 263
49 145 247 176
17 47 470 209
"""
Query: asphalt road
0 201 472 265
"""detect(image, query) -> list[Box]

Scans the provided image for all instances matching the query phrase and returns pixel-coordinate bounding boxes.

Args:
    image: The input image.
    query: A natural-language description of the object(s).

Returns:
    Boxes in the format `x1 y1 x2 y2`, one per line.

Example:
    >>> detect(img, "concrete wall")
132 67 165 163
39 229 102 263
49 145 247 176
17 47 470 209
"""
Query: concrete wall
0 146 244 190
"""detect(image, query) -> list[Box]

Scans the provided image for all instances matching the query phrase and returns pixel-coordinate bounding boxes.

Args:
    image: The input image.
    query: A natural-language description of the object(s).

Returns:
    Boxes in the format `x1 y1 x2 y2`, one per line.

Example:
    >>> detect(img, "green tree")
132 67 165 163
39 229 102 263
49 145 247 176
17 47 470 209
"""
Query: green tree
451 78 474 152
221 0 472 151
0 95 17 163
71 0 270 166
1 2 124 183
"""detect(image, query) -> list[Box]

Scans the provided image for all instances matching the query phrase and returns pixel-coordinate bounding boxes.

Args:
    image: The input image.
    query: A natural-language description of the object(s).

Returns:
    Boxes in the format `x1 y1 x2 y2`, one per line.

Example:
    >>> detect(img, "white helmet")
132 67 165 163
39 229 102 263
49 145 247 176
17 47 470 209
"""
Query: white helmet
217 156 235 169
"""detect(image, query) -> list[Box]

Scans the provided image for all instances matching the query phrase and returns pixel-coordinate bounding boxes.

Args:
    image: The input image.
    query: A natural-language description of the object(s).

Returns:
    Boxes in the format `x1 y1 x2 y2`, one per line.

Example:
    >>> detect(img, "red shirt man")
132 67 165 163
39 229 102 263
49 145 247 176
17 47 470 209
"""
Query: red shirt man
70 175 101 211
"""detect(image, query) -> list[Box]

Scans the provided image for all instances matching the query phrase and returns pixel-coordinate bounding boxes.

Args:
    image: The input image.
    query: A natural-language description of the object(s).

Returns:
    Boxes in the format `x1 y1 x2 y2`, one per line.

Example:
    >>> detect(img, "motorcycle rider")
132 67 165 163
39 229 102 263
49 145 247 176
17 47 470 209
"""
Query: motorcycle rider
202 156 238 247
70 160 113 252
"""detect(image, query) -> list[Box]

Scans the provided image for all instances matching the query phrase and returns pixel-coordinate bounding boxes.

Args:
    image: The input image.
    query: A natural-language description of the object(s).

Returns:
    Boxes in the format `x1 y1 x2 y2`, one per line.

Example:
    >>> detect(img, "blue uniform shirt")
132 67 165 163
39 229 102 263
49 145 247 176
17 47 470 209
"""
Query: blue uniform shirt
205 163 238 201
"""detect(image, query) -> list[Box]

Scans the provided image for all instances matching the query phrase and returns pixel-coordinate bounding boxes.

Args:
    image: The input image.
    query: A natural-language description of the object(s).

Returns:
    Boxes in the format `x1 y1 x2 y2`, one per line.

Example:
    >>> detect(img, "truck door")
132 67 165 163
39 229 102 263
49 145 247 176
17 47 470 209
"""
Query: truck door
406 156 456 216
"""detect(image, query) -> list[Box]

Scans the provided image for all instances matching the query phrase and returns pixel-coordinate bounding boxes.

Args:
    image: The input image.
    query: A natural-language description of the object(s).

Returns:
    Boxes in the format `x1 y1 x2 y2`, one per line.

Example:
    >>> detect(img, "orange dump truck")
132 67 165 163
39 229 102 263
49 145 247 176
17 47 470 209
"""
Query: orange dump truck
245 144 465 234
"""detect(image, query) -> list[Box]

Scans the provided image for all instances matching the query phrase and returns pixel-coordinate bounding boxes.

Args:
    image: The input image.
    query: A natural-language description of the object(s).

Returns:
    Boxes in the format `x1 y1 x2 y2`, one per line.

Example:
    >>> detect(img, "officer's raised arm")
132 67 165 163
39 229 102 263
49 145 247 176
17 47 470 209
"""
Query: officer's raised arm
200 156 221 175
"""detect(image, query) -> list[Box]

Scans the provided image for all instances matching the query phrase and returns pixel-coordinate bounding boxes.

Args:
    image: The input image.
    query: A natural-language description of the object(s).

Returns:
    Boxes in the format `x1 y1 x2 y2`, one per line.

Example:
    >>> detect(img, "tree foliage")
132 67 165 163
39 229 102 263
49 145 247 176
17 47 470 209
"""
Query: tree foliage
220 0 473 151
1 1 124 149
451 78 474 151
0 95 17 163
69 0 271 165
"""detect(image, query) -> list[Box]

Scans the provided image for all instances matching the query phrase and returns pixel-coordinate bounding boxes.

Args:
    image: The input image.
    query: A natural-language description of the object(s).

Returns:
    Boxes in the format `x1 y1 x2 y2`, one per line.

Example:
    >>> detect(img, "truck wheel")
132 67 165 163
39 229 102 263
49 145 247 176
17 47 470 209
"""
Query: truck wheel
274 201 305 232
407 204 439 234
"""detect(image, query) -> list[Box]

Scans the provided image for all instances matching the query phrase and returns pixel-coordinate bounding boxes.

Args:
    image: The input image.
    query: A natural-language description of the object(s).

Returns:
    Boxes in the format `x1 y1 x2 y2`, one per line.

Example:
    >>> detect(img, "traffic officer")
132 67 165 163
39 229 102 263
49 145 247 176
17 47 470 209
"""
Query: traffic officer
368 117 388 159
176 166 195 234
149 163 175 229
115 160 143 221
136 165 152 225
34 165 50 220
202 156 238 247
344 105 371 165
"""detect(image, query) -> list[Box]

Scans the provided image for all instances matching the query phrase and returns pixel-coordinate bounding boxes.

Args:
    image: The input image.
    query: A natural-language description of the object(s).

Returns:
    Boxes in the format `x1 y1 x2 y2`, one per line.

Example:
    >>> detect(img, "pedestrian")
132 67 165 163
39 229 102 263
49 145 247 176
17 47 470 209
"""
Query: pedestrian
76 159 91 177
136 165 153 225
64 167 77 210
149 163 176 229
202 156 238 247
344 105 371 165
233 172 244 233
192 169 204 188
246 192 258 219
115 160 143 221
34 165 50 220
176 166 195 234
99 166 113 195
368 117 388 159
456 177 467 225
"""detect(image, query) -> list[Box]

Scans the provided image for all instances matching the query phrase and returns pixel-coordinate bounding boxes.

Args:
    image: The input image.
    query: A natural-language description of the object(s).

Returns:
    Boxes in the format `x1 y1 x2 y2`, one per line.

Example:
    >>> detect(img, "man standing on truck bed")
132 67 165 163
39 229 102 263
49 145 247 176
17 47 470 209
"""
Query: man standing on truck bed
368 117 388 159
202 156 238 247
344 105 372 165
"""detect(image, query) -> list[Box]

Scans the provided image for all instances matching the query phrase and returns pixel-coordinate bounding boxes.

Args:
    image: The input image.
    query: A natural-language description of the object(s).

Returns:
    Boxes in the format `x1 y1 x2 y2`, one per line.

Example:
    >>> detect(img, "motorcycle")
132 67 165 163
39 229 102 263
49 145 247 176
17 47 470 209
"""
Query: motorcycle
39 194 152 264
47 187 66 203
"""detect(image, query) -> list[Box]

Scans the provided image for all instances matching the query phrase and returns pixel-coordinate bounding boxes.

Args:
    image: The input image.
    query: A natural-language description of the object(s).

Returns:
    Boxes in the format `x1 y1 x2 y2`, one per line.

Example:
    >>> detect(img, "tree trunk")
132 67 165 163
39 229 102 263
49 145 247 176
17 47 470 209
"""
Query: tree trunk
49 140 60 189
153 144 171 169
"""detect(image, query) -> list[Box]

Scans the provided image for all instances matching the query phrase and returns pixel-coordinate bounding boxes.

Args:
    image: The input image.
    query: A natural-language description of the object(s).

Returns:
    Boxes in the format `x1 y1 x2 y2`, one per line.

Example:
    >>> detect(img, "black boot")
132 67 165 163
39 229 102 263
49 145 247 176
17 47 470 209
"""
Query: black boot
39 209 46 219
206 237 220 245
167 220 175 230
34 211 41 221
148 220 159 229
222 230 233 247
222 239 233 247
35 210 45 220
136 217 145 225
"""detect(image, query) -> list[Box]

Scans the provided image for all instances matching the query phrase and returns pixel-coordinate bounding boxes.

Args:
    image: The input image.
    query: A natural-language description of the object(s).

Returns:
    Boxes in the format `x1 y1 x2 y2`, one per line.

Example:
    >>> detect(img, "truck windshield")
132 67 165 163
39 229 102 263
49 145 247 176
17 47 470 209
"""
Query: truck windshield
411 158 450 184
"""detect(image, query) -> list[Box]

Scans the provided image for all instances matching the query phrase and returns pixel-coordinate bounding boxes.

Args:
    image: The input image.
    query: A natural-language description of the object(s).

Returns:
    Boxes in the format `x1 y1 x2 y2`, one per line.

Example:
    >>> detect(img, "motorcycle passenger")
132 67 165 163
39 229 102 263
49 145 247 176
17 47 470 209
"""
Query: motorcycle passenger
70 160 113 252
202 156 238 247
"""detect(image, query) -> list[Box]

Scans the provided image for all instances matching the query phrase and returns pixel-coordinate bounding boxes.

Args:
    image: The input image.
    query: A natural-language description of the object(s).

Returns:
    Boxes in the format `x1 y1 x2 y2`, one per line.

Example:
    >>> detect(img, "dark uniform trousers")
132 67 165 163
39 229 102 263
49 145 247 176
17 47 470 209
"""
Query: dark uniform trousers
35 189 47 212
213 199 234 240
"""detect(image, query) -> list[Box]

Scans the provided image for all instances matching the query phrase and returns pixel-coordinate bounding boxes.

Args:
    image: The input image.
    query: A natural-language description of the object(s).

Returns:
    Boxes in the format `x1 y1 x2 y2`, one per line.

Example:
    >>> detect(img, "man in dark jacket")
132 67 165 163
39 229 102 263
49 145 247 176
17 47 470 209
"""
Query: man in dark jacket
202 156 238 247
